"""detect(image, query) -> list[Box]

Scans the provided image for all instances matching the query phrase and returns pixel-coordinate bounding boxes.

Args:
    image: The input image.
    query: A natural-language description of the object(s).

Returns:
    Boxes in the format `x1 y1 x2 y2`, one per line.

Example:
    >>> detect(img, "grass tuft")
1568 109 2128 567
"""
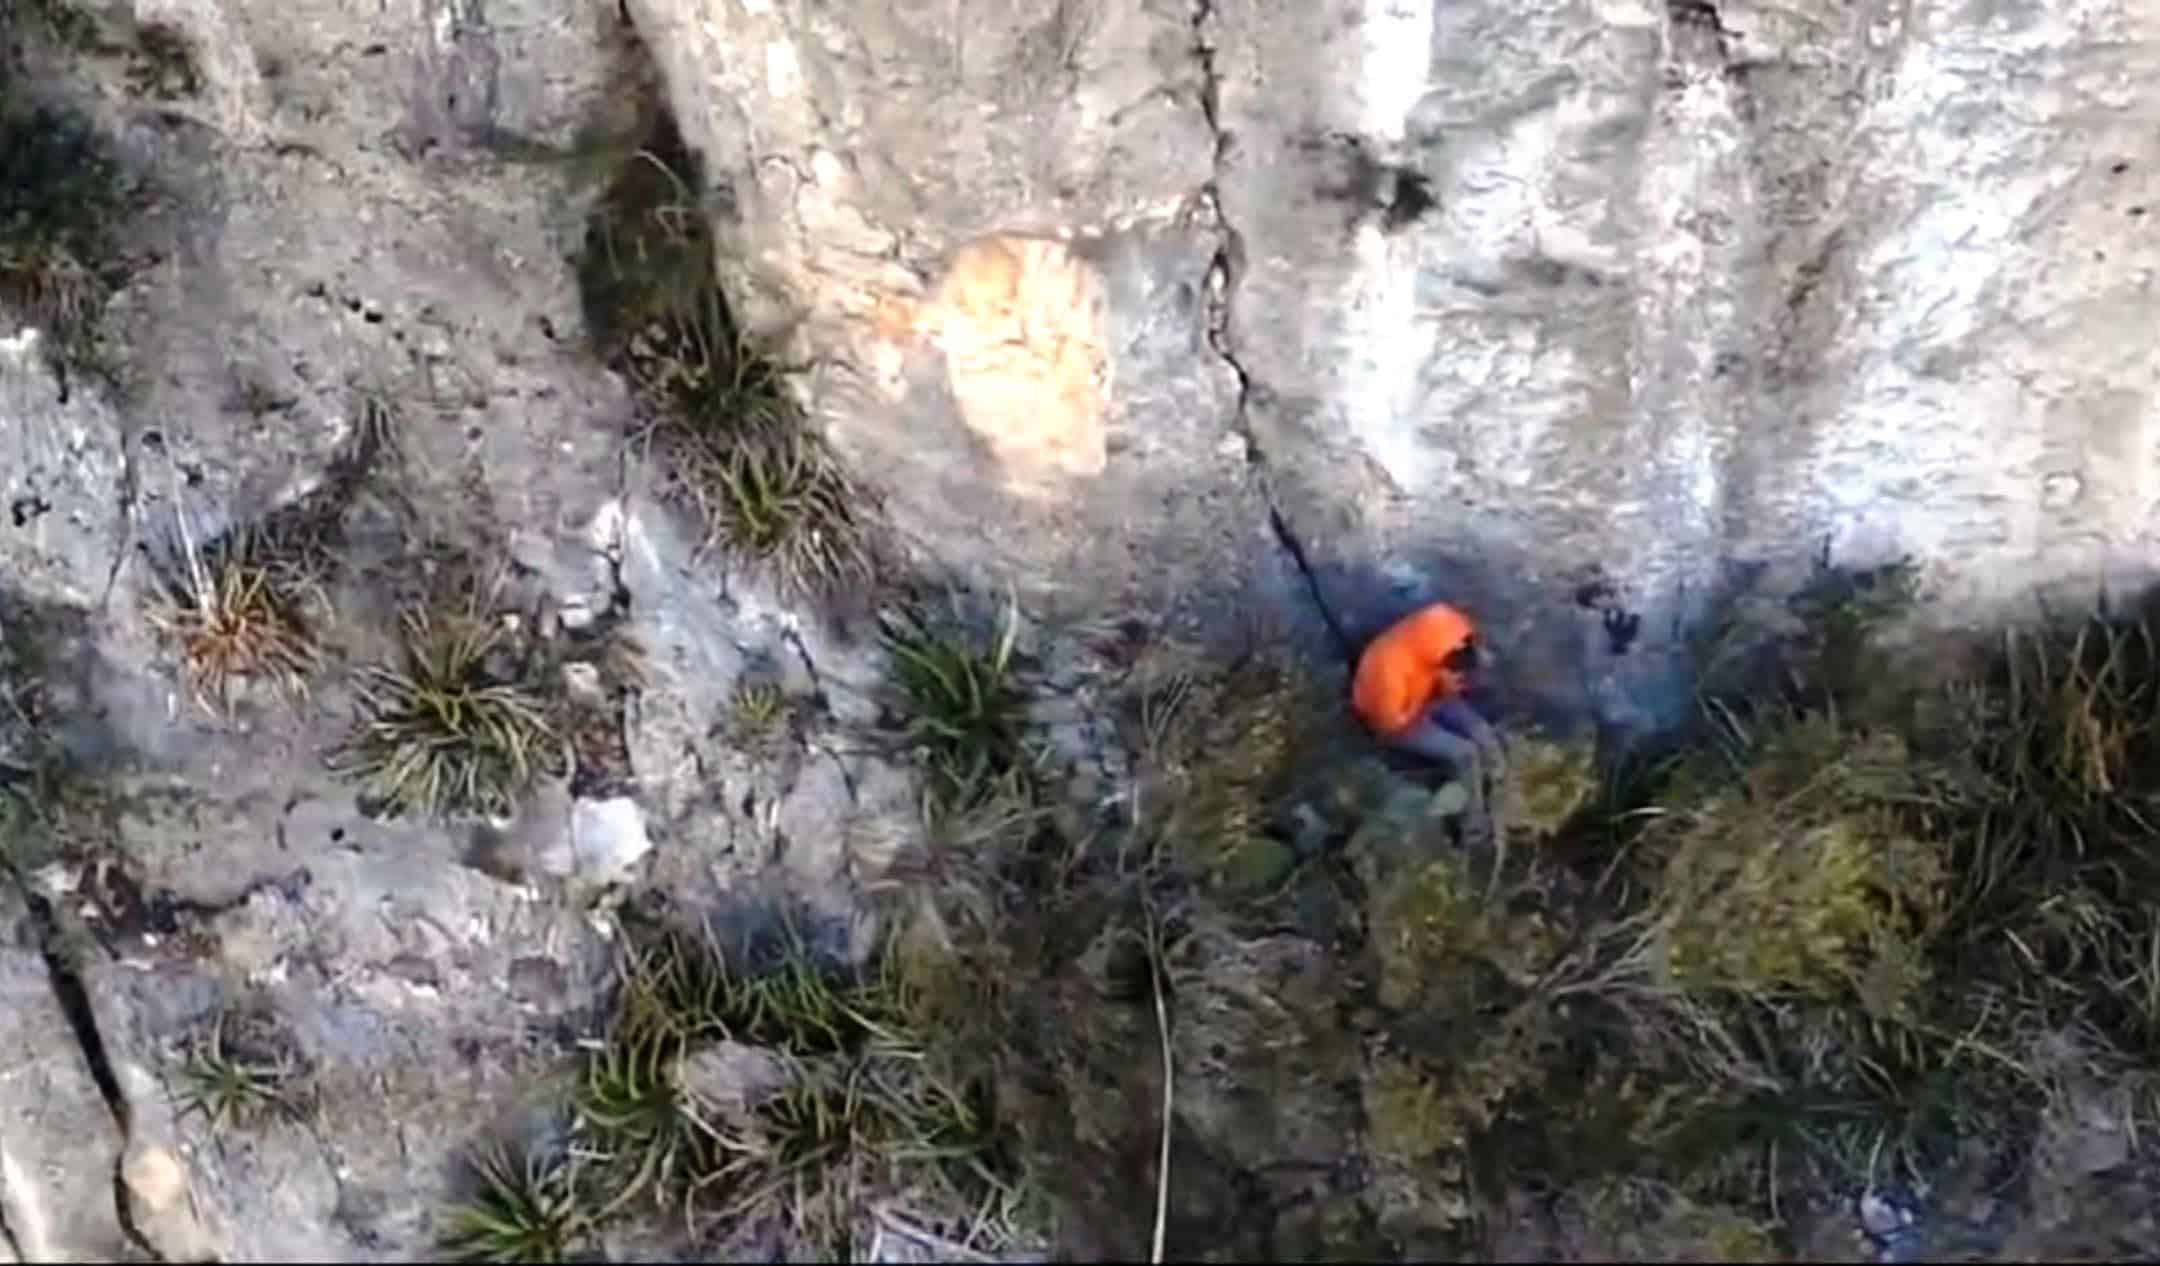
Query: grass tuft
879 594 1034 816
440 1139 589 1264
449 912 1030 1258
147 523 324 717
171 1008 309 1131
726 678 792 754
334 599 564 820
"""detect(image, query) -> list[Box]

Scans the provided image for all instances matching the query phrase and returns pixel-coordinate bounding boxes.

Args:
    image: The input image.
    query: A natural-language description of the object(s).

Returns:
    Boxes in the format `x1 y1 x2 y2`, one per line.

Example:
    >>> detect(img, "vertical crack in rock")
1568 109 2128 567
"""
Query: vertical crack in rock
1190 0 1354 665
13 886 166 1260
19 893 129 1128
98 415 140 612
779 620 858 806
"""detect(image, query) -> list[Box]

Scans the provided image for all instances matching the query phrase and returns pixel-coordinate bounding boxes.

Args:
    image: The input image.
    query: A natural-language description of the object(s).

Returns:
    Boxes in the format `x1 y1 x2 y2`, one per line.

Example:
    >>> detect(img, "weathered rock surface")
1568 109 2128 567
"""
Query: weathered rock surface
7 0 2160 1258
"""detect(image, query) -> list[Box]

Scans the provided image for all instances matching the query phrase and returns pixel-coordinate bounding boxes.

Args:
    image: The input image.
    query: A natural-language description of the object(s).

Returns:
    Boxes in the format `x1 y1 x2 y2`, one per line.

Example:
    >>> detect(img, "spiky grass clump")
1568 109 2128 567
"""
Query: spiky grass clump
629 287 874 600
688 417 875 601
148 526 324 717
335 603 563 820
571 989 722 1224
440 1140 589 1264
726 678 792 755
879 595 1034 816
542 919 1024 1257
170 1009 309 1131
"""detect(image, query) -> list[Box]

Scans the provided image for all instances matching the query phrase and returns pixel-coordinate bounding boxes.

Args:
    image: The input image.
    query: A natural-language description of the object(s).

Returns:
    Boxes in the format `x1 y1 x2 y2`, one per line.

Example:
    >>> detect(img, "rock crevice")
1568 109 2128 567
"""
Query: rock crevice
1192 0 1353 666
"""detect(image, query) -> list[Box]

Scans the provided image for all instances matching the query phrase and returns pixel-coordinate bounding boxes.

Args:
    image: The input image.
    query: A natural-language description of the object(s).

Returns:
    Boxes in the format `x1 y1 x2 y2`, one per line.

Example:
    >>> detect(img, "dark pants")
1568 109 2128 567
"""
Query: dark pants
1384 697 1506 844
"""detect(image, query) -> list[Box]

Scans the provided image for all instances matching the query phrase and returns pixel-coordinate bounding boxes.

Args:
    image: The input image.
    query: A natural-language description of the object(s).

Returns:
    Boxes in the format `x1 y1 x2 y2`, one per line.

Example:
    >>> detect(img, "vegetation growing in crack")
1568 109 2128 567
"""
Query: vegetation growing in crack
332 589 567 821
726 676 793 756
576 108 875 602
120 21 202 102
0 96 144 377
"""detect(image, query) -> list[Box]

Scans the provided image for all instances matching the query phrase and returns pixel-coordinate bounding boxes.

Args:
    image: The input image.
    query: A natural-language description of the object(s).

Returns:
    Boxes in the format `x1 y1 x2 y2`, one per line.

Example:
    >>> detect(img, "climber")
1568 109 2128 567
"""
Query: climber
1351 600 1507 844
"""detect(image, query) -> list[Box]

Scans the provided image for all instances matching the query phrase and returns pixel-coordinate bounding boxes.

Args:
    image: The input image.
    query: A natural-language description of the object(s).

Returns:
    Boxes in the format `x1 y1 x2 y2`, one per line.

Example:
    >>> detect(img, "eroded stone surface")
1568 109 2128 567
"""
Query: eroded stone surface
900 234 1114 494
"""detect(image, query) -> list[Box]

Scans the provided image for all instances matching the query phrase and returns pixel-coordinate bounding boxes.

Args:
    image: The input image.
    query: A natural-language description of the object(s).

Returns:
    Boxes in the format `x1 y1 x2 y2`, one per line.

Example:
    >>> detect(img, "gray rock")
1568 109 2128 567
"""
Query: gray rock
1860 1191 1906 1238
568 794 652 888
674 1040 791 1117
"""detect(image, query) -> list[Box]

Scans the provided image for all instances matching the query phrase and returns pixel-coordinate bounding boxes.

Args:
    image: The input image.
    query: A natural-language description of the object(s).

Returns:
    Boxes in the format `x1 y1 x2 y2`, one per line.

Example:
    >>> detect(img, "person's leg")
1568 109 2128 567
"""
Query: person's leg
1431 698 1506 785
1430 697 1508 889
1384 710 1493 848
1388 711 1481 767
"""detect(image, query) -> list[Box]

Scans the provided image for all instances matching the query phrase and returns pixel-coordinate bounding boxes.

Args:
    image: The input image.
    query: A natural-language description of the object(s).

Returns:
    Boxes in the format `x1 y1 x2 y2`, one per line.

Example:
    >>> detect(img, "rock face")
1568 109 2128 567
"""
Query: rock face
638 0 2160 729
4 0 2160 1258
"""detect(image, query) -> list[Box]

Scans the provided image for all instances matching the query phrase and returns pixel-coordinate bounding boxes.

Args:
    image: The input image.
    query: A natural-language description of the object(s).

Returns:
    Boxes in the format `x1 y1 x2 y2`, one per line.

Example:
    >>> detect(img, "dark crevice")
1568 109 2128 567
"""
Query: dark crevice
99 424 139 612
780 625 860 806
1191 0 1354 669
1269 505 1354 668
20 890 129 1126
18 886 168 1259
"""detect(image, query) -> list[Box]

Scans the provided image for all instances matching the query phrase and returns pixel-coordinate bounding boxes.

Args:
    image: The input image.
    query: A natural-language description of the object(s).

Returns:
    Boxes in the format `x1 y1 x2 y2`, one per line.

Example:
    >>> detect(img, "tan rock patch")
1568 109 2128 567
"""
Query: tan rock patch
886 234 1112 495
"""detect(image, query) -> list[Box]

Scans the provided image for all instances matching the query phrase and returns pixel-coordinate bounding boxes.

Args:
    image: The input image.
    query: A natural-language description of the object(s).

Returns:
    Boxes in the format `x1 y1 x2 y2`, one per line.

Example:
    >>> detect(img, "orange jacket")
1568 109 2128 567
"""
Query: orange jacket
1351 602 1478 739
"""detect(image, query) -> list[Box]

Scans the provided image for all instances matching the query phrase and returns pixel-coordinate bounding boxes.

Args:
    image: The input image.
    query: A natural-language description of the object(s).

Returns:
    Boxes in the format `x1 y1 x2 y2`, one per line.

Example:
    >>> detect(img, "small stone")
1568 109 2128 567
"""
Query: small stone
676 1041 791 1116
1427 781 1471 818
569 797 652 885
561 661 605 704
1289 802 1331 856
2041 470 2083 510
1859 1192 1902 1237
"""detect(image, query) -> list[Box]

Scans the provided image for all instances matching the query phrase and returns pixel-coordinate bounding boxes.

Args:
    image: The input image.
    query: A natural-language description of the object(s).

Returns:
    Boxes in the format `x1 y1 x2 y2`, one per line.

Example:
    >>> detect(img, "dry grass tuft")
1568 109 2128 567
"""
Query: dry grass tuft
148 523 324 717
